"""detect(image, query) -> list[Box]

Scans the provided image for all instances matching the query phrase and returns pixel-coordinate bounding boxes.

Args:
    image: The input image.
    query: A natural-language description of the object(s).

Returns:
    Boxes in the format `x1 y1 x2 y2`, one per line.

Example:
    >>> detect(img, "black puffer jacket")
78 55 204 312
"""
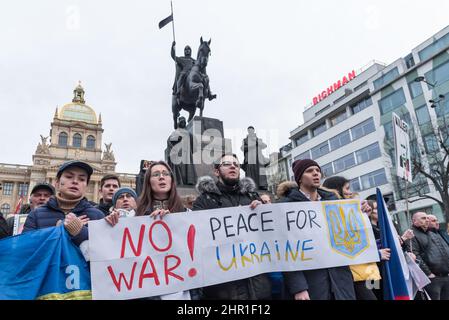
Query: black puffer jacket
278 187 356 300
411 225 449 276
0 215 10 239
192 176 272 300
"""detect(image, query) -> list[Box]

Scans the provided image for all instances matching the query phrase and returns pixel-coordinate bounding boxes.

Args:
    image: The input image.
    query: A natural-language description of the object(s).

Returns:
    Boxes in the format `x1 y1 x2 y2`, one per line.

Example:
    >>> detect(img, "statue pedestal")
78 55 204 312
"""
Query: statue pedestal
188 116 233 179
165 116 232 187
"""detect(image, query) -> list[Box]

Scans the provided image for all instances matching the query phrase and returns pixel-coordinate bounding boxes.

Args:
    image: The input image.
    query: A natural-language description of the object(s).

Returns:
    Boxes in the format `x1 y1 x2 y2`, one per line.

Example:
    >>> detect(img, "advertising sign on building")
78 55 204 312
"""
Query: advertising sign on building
392 113 412 182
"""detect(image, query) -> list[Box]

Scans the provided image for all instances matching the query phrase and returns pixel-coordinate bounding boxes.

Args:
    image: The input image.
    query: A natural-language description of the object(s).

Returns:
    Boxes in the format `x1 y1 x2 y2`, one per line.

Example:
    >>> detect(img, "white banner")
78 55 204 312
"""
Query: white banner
89 200 379 300
393 112 412 182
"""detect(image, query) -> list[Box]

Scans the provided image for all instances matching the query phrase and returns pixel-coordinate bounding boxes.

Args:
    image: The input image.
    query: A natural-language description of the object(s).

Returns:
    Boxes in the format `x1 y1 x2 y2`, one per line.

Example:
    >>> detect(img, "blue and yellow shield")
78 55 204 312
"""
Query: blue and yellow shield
323 201 369 258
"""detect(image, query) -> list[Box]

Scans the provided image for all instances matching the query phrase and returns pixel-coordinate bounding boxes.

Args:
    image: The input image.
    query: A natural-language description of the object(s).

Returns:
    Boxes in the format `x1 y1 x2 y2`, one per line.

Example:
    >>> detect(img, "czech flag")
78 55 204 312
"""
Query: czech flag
376 188 410 300
0 225 91 300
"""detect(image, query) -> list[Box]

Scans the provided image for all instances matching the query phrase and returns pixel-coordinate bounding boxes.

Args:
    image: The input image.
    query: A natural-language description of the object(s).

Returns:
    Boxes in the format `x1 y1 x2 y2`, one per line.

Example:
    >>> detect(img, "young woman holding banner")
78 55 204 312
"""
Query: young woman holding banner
105 161 198 300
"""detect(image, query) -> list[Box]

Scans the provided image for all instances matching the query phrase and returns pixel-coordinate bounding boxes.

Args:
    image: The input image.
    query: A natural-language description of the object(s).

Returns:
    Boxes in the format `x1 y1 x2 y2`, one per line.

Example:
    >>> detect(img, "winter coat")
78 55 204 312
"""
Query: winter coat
0 214 10 239
192 176 272 300
23 197 104 246
411 225 449 276
278 187 356 300
96 199 112 216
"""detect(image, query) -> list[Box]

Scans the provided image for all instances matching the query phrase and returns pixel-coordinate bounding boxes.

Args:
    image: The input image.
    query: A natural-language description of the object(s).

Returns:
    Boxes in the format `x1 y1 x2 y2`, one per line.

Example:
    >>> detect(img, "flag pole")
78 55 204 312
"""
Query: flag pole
404 177 412 252
171 1 176 43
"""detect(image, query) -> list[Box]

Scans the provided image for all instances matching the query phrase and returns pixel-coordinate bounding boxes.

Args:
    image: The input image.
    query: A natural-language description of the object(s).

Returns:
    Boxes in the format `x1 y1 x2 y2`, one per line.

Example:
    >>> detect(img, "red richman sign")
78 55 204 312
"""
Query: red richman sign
312 70 357 106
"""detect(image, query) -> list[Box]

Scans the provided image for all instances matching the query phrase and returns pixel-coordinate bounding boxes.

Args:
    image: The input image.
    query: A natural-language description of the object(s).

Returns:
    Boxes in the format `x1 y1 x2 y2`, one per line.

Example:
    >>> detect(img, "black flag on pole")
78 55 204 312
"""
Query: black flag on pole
158 14 173 29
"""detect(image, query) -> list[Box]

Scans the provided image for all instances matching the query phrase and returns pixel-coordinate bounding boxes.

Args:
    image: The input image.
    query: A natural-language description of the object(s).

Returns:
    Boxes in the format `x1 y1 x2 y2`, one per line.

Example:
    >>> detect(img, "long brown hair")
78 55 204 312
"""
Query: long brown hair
136 161 184 215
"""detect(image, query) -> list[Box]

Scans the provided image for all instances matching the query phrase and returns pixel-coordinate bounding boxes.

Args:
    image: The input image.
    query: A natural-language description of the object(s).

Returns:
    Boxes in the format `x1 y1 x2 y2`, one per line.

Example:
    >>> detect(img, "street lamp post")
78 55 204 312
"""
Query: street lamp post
415 76 447 145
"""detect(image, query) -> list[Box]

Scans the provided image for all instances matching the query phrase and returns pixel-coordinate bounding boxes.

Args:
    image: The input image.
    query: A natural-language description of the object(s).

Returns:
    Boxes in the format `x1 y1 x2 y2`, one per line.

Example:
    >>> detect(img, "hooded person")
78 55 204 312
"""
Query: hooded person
192 153 272 300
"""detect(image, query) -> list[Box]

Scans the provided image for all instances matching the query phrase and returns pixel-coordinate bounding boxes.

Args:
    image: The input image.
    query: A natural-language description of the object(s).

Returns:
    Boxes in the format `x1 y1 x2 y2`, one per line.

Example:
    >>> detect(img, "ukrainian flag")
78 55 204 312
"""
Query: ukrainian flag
0 225 91 300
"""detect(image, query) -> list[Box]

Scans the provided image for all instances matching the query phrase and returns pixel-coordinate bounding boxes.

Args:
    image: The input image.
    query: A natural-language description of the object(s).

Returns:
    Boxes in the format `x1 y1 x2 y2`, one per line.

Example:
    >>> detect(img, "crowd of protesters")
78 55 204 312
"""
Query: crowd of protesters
1 154 449 301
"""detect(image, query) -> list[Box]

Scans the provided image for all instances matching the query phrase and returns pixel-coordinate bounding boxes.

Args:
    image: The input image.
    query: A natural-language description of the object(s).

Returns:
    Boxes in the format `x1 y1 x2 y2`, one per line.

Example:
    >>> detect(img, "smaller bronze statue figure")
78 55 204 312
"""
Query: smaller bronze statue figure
167 116 197 185
241 126 270 190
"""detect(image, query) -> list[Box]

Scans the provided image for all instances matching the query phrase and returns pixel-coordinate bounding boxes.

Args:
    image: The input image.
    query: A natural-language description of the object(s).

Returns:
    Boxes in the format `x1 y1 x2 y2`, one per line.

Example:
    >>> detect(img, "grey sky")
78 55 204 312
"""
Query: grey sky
1 0 448 174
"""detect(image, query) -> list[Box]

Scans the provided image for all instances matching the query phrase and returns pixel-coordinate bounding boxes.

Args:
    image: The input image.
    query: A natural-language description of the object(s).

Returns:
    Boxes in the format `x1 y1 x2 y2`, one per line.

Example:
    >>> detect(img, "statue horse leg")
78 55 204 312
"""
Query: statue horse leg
172 95 181 129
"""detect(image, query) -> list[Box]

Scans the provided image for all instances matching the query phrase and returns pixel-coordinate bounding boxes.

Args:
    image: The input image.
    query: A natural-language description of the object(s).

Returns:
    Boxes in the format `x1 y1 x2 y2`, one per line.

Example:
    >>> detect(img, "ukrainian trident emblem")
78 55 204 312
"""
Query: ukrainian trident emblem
323 201 369 258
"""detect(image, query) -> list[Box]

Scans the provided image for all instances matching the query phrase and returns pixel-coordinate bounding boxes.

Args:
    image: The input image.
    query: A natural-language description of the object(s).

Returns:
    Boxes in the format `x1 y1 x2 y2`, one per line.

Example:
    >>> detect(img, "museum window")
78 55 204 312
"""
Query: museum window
19 184 29 197
58 132 68 147
1 203 10 215
73 133 82 148
3 182 13 195
86 135 96 149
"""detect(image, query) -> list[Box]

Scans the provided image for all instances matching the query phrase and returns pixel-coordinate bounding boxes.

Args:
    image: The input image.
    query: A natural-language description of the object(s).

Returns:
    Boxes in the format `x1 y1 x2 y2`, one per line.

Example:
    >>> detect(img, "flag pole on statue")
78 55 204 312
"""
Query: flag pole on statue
158 1 176 43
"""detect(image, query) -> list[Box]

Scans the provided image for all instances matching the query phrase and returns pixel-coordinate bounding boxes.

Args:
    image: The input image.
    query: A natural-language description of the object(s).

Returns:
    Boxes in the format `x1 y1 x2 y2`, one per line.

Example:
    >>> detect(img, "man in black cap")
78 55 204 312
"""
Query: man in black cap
5 182 55 236
23 160 104 247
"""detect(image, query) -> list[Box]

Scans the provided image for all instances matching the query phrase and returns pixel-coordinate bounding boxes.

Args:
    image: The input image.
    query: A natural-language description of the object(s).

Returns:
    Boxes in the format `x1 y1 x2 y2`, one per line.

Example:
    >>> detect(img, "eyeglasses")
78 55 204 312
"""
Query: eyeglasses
150 171 172 178
220 161 240 168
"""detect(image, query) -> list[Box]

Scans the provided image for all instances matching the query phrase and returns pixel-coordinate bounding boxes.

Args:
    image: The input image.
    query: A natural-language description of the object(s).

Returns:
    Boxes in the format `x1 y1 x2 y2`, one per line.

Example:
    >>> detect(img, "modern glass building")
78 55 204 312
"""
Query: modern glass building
288 25 449 230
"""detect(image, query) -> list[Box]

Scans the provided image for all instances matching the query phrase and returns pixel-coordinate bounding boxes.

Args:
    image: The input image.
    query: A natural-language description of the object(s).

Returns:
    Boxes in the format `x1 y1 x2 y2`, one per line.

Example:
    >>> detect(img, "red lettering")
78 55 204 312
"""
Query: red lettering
342 76 349 85
313 97 319 105
333 80 342 91
120 225 145 258
164 255 184 285
327 86 334 96
348 70 356 80
321 91 327 99
107 263 137 292
149 220 173 252
139 256 160 288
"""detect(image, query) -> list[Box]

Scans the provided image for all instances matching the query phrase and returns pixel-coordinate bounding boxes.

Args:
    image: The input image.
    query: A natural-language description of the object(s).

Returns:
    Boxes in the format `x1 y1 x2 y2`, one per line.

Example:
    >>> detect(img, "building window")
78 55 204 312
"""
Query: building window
350 178 361 192
294 133 308 147
356 143 381 164
19 184 29 197
86 135 96 149
434 96 449 117
423 134 440 153
1 203 10 215
3 182 13 195
361 169 388 190
58 132 68 147
330 110 347 127
379 89 406 115
425 60 449 90
418 32 449 61
334 154 356 174
294 151 311 161
405 54 415 69
415 105 431 125
311 141 330 160
329 130 351 151
312 122 327 137
321 163 334 178
408 81 423 99
351 97 373 114
351 118 376 141
373 68 400 90
73 133 82 148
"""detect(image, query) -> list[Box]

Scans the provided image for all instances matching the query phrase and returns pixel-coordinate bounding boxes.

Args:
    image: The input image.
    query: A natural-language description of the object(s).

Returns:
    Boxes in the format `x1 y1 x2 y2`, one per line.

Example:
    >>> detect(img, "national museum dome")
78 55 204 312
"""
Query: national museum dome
58 82 97 124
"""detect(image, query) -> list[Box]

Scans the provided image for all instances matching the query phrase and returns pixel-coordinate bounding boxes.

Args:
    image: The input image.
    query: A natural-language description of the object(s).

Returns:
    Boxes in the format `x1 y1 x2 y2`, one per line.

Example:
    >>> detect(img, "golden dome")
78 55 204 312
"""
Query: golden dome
57 82 97 124
59 103 97 124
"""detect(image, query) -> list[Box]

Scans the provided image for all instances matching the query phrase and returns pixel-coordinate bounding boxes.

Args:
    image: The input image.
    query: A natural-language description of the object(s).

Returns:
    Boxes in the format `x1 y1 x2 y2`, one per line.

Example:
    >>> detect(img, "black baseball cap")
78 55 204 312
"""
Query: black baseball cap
56 160 93 182
31 182 55 195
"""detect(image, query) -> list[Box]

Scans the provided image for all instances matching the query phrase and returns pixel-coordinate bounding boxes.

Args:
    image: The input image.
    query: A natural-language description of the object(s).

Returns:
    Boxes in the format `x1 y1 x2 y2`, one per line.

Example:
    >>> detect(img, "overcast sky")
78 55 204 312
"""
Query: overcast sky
1 0 448 174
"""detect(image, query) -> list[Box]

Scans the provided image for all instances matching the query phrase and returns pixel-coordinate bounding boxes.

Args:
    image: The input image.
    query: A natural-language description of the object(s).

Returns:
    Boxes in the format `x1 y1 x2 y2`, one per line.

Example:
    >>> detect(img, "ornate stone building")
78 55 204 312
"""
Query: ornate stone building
0 83 136 216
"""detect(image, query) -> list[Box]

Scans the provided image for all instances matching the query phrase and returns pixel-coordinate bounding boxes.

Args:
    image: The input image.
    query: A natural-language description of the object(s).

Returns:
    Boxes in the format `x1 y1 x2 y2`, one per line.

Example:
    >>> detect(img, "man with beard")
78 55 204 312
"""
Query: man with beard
192 153 272 300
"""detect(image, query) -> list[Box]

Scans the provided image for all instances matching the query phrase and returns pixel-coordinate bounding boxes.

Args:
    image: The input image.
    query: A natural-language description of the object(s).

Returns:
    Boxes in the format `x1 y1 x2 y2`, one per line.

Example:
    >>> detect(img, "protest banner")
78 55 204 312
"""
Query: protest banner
89 200 379 300
13 214 28 236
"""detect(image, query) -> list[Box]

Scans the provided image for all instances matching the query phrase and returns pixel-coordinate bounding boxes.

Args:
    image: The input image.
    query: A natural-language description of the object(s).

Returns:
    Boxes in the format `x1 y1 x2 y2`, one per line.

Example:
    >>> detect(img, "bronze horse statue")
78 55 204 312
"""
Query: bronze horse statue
172 37 216 129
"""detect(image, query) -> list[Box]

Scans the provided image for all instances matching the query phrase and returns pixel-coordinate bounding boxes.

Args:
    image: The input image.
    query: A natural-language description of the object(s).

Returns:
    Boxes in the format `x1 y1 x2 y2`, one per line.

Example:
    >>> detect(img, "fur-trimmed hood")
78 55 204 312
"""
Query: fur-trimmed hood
195 175 257 195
